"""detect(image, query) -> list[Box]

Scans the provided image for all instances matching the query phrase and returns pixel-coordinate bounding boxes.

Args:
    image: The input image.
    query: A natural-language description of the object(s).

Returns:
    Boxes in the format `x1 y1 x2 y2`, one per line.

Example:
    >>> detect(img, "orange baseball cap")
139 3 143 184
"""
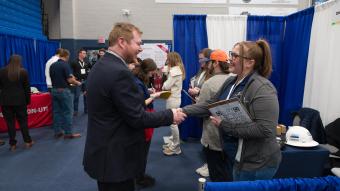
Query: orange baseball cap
210 49 229 62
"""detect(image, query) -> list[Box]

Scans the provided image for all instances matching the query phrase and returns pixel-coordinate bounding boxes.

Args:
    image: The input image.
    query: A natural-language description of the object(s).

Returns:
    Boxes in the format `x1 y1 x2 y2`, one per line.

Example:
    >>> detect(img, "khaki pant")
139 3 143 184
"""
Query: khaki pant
166 98 181 148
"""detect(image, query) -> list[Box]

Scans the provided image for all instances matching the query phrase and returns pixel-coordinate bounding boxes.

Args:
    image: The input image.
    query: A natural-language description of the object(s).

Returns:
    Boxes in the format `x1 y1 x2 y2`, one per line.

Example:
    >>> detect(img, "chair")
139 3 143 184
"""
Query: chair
324 118 340 171
292 108 327 144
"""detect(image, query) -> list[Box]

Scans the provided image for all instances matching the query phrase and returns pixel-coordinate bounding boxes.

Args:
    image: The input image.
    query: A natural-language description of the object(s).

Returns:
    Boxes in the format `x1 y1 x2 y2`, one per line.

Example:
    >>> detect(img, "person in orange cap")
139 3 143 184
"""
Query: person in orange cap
182 49 235 181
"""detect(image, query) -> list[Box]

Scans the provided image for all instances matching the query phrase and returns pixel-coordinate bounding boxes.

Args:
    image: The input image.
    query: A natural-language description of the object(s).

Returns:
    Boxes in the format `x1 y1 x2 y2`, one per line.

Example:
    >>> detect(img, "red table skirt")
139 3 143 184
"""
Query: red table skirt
0 93 53 133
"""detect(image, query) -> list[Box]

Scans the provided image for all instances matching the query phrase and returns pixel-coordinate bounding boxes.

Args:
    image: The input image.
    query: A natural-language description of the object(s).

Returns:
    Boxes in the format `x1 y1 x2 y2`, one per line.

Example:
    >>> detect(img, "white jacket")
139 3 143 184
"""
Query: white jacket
45 55 59 88
162 66 183 99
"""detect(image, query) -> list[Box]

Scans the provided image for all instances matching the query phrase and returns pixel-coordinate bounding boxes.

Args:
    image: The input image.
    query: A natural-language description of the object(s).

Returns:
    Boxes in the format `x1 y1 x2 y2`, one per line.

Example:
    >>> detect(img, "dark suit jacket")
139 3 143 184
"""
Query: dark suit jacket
0 68 30 106
83 52 173 182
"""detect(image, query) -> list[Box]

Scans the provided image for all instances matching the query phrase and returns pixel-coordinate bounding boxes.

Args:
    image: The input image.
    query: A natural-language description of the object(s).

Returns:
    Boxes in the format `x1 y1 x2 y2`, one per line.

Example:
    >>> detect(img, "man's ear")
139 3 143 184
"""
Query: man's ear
117 37 126 49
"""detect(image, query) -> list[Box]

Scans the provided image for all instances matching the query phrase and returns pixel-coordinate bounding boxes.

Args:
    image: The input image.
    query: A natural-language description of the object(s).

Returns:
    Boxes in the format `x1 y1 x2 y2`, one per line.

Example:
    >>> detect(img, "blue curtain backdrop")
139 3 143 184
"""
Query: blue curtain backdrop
0 34 60 91
173 15 208 140
205 176 340 191
36 40 60 91
279 7 314 125
0 34 36 72
246 15 285 107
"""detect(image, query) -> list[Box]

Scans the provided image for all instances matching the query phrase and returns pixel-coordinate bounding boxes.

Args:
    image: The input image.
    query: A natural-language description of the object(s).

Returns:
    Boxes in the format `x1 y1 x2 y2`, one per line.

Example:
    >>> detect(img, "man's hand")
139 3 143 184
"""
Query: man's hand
171 108 187 125
210 116 222 127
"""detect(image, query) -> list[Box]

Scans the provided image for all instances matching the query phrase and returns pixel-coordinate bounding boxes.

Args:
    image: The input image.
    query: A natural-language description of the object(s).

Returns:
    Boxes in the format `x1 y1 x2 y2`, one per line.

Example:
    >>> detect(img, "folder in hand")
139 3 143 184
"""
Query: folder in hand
159 91 171 99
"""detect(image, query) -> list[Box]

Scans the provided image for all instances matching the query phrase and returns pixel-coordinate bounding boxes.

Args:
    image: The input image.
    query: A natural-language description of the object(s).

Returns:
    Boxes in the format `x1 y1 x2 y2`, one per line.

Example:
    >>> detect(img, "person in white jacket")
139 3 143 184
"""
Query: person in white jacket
162 52 186 156
45 48 63 91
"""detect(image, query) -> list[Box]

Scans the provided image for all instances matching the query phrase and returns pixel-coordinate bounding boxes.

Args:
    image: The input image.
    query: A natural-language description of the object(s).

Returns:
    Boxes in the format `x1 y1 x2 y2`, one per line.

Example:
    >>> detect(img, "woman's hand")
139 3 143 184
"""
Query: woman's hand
148 88 156 94
188 87 200 96
150 92 161 99
210 116 222 127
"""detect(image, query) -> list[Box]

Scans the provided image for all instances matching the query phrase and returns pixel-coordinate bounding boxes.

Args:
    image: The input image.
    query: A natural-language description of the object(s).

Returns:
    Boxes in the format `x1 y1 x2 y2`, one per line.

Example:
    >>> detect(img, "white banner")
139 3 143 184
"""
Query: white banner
332 0 340 25
156 0 226 4
229 6 297 16
138 43 169 68
229 0 298 5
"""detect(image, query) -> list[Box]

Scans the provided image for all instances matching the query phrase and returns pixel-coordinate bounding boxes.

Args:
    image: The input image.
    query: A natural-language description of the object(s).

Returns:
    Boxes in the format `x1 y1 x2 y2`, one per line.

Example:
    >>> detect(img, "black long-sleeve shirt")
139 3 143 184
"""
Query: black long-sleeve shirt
70 58 91 81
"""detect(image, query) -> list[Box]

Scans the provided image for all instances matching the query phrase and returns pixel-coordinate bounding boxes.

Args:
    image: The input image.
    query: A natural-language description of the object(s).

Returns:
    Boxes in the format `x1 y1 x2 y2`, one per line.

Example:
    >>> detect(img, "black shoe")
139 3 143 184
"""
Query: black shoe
136 174 155 188
330 150 340 158
54 132 64 139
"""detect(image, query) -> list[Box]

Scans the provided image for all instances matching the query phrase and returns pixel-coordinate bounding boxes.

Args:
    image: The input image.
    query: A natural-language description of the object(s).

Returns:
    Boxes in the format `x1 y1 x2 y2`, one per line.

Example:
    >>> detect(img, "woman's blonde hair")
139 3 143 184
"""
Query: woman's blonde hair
167 52 186 80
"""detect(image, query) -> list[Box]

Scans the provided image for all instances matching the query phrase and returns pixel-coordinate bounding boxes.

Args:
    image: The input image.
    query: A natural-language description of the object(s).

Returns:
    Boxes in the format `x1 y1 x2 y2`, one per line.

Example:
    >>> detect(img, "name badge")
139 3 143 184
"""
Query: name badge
81 69 86 74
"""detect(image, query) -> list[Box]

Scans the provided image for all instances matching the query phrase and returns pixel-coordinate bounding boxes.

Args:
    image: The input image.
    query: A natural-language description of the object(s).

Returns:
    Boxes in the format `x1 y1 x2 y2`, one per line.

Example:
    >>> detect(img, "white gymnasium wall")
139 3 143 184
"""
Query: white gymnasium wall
46 0 309 40
42 0 61 39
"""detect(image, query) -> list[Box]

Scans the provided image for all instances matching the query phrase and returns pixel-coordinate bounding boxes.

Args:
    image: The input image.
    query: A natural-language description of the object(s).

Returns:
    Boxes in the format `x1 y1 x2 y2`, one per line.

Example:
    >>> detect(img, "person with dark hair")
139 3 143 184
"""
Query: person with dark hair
70 48 91 115
188 48 212 99
98 48 106 59
0 54 34 151
83 22 186 191
182 50 234 181
0 139 4 146
181 39 281 181
50 49 82 139
130 58 161 188
45 48 63 92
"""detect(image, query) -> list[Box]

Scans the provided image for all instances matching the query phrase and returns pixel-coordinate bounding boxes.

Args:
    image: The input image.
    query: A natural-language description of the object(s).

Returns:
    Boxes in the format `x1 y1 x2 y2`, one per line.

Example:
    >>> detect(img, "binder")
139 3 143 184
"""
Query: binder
208 98 252 125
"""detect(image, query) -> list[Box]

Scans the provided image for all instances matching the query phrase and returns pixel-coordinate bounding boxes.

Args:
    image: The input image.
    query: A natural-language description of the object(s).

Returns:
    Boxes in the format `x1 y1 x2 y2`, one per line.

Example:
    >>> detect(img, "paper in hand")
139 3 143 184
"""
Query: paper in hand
182 89 196 102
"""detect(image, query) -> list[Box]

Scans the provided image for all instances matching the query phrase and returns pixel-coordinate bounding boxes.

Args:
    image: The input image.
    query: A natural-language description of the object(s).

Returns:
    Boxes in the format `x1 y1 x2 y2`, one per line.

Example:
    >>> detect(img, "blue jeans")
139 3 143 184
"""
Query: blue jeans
51 88 74 135
233 165 279 181
71 81 87 112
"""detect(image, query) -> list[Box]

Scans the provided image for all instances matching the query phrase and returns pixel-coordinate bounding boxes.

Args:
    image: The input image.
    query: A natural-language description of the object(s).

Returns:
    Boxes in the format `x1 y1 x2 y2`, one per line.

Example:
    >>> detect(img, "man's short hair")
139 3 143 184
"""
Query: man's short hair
56 48 63 55
78 48 86 54
59 49 70 58
99 48 106 53
108 22 142 46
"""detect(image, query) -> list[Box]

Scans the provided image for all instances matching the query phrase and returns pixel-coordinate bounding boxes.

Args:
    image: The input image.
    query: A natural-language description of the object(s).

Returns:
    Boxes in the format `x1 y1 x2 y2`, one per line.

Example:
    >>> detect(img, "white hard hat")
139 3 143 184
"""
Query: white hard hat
285 126 319 147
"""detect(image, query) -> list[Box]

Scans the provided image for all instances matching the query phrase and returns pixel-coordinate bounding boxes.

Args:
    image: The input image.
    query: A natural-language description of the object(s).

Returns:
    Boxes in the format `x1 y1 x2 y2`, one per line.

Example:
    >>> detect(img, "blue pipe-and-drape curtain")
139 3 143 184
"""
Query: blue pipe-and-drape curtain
246 16 285 94
0 34 60 91
36 40 60 91
246 16 288 124
173 15 208 140
279 7 315 125
0 34 37 86
204 176 340 191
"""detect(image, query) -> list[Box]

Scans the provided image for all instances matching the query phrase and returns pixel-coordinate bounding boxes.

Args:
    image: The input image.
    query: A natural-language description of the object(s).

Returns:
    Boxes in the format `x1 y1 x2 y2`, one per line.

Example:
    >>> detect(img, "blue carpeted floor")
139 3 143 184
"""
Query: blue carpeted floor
0 98 203 191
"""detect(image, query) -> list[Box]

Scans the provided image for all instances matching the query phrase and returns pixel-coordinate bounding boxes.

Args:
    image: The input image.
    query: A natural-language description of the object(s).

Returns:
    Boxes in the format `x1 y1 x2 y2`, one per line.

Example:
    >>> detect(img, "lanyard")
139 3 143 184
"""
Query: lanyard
79 61 84 68
226 75 246 100
196 71 206 86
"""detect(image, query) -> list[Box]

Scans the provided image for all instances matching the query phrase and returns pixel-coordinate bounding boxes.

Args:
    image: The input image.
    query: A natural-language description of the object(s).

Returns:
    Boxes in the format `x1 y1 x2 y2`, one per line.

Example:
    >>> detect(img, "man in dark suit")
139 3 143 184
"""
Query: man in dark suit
83 23 187 191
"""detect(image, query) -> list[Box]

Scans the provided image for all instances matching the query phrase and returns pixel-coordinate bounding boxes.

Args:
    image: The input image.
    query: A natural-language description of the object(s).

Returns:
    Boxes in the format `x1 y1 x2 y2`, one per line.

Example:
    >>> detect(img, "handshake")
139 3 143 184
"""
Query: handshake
171 108 187 125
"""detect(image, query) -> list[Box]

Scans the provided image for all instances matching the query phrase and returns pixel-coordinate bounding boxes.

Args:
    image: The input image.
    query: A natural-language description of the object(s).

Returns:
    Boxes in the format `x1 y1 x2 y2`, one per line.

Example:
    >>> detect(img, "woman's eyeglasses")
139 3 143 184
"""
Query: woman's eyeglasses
229 51 251 60
198 58 210 63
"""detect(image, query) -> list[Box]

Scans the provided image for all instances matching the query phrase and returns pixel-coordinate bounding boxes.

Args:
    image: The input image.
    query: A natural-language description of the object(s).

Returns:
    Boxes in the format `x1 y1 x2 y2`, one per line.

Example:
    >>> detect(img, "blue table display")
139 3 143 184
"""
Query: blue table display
274 145 329 178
